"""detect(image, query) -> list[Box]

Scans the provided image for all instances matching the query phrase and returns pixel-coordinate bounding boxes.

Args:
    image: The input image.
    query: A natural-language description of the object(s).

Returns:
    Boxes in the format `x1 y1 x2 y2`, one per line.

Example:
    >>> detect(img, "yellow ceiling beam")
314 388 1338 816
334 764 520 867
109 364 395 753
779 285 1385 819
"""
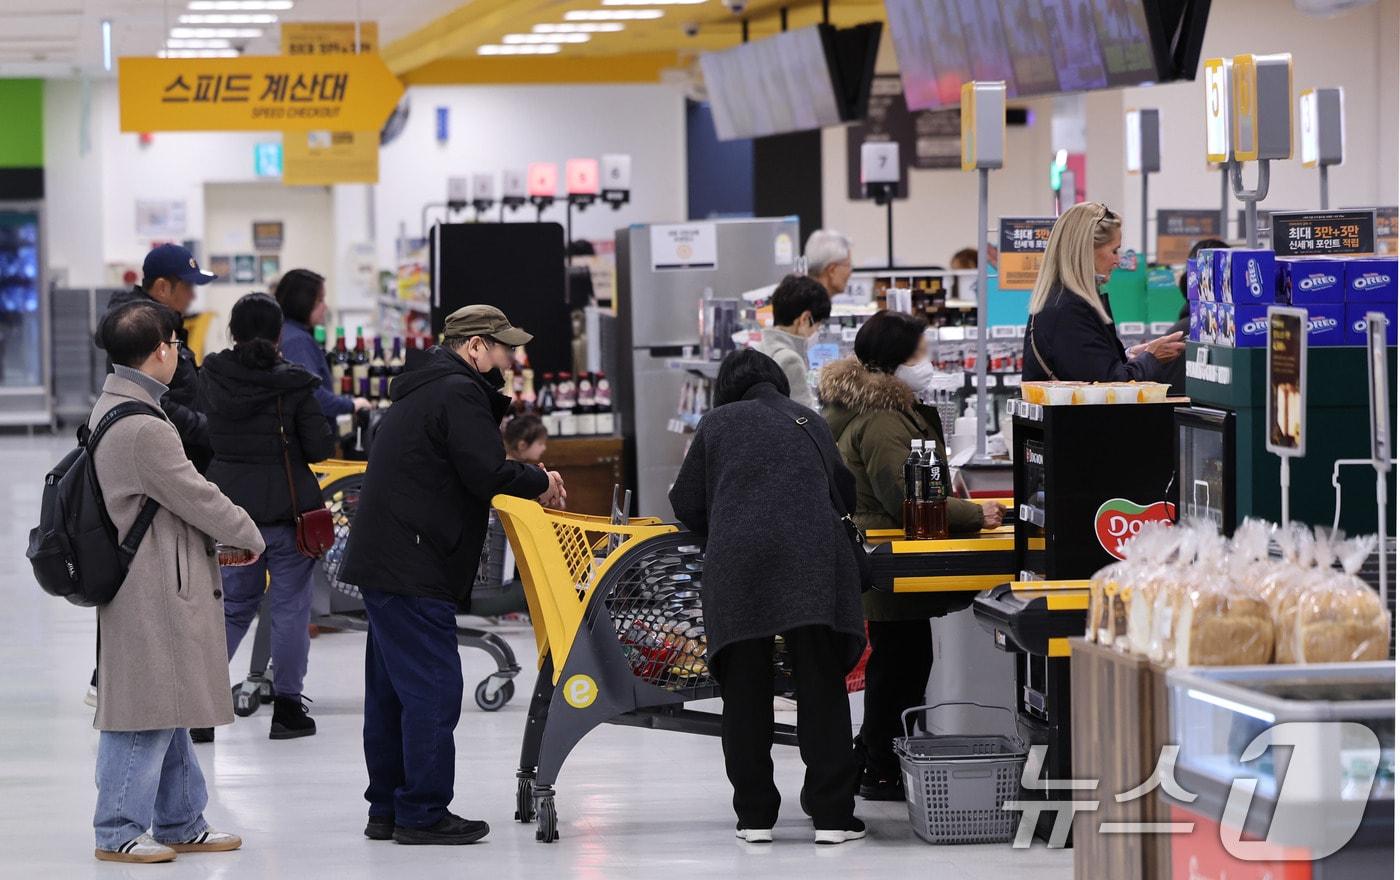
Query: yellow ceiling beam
401 52 682 85
385 0 888 82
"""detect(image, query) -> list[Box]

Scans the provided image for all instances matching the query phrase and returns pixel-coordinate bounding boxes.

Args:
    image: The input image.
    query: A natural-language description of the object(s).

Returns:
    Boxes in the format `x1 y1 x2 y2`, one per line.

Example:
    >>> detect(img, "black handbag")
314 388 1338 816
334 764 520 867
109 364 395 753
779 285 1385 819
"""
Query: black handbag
755 396 873 591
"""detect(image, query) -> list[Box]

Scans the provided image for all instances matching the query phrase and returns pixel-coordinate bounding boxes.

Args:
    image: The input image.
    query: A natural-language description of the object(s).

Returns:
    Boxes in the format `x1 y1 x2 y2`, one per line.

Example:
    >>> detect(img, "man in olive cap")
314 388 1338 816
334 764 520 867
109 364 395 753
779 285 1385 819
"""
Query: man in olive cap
340 305 564 846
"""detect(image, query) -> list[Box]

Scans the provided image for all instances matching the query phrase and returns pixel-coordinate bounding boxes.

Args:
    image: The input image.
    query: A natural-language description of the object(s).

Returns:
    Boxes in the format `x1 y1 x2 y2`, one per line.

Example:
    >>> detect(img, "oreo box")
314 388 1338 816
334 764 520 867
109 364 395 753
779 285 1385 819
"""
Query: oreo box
1188 300 1205 342
1230 304 1270 349
1344 257 1399 303
1219 248 1276 304
1197 248 1226 302
1344 302 1398 345
1277 257 1345 304
1306 303 1348 345
1186 254 1202 301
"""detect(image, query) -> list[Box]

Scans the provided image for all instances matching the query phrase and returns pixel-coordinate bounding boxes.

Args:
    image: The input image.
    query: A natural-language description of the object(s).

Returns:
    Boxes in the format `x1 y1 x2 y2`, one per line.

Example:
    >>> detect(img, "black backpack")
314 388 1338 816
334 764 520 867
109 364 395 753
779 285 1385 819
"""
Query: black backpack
27 402 163 607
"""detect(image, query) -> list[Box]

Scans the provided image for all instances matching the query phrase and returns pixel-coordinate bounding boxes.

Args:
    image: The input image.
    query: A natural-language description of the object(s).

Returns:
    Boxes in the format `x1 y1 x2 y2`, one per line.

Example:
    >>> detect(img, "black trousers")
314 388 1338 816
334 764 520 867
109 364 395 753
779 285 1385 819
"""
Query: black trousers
860 618 934 779
712 625 857 830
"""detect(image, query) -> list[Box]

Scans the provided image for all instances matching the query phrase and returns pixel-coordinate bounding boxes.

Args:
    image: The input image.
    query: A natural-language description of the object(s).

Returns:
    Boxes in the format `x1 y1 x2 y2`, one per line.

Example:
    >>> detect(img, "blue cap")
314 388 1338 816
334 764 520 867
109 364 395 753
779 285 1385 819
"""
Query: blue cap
142 243 216 286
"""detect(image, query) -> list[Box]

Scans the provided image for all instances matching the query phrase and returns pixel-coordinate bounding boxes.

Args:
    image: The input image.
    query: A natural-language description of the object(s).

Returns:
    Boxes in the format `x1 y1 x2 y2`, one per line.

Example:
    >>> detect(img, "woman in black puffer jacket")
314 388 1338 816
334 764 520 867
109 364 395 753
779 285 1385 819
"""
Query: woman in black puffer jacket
197 293 335 740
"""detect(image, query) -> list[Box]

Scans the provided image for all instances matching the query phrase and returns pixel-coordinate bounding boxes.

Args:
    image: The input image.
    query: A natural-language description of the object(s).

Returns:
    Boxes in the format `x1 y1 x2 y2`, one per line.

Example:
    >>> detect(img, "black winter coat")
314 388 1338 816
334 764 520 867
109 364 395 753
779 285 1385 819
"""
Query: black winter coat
101 287 213 472
1023 283 1166 383
196 350 334 525
338 347 550 605
668 382 866 670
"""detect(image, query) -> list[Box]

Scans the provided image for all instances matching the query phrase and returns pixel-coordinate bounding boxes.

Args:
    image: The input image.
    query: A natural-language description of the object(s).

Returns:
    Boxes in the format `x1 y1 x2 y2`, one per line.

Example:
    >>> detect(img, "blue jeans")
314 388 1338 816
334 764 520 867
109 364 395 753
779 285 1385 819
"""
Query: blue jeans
361 591 463 829
221 524 316 697
93 729 209 851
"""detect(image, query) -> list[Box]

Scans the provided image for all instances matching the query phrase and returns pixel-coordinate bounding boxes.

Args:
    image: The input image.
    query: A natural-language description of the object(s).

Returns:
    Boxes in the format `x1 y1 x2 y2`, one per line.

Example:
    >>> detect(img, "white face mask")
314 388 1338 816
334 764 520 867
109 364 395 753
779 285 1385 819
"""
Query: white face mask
895 360 937 395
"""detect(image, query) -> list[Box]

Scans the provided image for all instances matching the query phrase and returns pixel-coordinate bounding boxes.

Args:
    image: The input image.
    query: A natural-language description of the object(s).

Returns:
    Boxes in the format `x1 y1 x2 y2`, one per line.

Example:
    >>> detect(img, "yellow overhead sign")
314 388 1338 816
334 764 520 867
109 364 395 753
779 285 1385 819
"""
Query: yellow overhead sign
280 22 382 185
283 21 377 56
118 54 403 133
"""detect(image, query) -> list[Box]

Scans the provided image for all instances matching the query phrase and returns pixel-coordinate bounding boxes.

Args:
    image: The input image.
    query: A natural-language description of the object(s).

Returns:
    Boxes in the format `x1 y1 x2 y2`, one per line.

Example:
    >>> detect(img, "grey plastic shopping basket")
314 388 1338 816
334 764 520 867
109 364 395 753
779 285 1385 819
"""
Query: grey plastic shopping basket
894 700 1028 845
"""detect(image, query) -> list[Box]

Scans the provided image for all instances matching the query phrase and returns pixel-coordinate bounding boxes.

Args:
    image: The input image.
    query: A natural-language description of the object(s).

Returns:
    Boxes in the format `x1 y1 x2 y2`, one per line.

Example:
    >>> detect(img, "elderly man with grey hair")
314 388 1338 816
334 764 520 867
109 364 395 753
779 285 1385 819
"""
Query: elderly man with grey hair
804 229 854 296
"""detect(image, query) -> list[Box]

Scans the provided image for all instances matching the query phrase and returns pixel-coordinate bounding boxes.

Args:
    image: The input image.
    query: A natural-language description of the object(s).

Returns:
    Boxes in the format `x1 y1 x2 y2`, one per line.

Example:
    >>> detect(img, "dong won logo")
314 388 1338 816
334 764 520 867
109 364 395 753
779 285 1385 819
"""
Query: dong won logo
1095 498 1176 559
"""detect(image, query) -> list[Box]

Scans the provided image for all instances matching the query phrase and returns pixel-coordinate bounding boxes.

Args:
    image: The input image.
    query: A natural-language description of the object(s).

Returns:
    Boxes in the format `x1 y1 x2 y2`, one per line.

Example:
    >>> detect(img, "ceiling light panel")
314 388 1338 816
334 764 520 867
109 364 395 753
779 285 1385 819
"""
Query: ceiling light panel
564 9 664 19
502 33 590 44
159 49 241 58
179 14 278 23
533 22 625 32
169 27 264 38
477 44 562 55
166 38 234 48
187 1 294 9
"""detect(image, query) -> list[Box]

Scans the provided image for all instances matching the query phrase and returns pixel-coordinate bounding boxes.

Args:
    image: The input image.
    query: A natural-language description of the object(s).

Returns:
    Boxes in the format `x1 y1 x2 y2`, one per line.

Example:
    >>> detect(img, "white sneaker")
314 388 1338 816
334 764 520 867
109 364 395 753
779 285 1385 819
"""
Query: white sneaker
735 828 773 843
84 685 97 708
95 834 177 864
815 819 867 845
167 829 242 853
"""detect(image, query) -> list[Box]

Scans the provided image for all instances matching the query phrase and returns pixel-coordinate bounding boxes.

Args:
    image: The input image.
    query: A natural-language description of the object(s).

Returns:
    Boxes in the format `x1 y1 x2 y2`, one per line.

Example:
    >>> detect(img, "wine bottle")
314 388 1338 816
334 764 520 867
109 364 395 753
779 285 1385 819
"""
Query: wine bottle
368 339 387 400
575 372 597 435
330 326 350 391
594 371 614 435
537 373 557 434
351 330 370 388
555 372 578 436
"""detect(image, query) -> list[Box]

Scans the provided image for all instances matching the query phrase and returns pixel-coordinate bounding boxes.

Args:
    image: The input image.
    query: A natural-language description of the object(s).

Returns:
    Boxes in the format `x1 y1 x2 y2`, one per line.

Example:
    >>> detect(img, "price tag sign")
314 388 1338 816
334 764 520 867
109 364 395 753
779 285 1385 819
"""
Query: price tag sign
1267 306 1308 458
1270 209 1376 256
1366 312 1392 467
997 217 1055 291
1203 57 1232 164
527 162 558 199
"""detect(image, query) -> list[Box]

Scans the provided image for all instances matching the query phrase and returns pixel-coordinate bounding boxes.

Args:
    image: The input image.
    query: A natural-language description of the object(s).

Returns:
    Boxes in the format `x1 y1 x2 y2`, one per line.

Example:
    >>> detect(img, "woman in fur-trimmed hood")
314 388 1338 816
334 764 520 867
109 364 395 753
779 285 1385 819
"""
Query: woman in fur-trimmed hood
819 310 1002 800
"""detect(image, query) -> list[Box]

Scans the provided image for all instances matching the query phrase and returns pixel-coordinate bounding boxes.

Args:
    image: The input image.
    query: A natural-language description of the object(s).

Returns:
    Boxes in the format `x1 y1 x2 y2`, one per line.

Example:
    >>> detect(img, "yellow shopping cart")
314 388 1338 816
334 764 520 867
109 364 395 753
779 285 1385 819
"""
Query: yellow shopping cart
493 495 801 843
231 460 523 715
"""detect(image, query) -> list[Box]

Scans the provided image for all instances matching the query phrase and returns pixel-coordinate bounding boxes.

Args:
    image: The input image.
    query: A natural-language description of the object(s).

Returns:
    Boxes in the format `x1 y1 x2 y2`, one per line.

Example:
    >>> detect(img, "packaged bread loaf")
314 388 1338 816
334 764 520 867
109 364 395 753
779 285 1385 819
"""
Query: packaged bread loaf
1125 523 1181 658
1147 523 1219 665
1259 524 1316 664
1172 573 1274 666
1291 535 1389 664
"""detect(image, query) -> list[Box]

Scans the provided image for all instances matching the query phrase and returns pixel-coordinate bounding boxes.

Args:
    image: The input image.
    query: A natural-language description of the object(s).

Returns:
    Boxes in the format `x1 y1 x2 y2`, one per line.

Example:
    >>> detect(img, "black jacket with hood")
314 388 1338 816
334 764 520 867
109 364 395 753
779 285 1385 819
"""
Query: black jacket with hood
102 286 213 472
338 346 550 604
196 348 335 525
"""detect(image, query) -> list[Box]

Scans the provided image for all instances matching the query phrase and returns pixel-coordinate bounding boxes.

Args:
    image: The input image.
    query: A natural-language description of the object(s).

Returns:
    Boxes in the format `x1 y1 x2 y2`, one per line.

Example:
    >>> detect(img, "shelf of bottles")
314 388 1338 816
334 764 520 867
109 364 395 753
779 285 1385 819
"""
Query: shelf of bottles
324 326 422 408
522 367 617 438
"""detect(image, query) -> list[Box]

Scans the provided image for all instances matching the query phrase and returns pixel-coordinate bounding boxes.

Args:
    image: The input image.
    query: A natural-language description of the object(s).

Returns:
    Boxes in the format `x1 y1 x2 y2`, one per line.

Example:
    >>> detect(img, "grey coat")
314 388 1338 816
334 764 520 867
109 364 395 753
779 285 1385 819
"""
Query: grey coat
754 328 815 409
668 382 865 669
90 373 265 731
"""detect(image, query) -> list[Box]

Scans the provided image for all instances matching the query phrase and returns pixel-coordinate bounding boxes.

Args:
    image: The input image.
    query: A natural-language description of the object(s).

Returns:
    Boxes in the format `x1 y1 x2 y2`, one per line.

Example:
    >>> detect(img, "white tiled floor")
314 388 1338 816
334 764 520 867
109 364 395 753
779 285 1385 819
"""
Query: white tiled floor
0 433 1072 878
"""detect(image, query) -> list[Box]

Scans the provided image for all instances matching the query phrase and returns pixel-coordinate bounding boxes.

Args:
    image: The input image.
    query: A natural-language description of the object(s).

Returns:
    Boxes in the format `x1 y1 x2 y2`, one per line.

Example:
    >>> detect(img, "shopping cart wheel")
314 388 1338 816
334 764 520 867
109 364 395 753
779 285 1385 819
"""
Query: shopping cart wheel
535 791 558 844
474 678 514 712
514 773 536 823
233 677 266 718
257 678 275 705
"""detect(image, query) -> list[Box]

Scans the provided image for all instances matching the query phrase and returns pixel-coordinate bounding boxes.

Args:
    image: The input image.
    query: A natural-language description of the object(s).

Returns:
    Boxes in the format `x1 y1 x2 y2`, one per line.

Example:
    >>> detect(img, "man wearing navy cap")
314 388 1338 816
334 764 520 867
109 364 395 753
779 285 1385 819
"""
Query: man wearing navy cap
100 243 217 472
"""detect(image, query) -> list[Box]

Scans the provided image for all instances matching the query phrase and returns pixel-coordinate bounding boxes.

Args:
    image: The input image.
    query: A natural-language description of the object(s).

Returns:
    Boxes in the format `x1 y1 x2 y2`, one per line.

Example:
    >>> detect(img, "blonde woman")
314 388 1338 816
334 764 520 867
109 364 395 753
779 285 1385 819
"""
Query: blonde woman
1022 202 1184 382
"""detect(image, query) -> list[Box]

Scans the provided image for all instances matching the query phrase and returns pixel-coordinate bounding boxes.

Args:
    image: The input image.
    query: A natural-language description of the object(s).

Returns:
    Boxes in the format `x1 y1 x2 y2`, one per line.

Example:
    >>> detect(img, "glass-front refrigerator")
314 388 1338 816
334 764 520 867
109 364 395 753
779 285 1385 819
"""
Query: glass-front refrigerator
1175 405 1236 534
0 205 49 425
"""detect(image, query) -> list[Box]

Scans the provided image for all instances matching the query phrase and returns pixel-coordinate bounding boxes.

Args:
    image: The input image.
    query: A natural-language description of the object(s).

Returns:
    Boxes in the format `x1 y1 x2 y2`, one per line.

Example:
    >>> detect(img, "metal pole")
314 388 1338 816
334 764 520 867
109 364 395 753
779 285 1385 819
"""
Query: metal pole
886 195 894 269
1231 159 1271 249
975 167 989 461
1141 171 1150 265
566 201 573 266
1280 457 1291 525
1378 469 1389 612
1319 164 1330 210
1220 164 1230 240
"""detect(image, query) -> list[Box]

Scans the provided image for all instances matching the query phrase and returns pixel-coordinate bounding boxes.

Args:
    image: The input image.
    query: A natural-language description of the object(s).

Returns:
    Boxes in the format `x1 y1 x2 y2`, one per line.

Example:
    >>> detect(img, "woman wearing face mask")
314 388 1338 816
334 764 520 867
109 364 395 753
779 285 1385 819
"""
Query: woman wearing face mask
820 311 1003 802
1023 202 1185 383
755 274 831 409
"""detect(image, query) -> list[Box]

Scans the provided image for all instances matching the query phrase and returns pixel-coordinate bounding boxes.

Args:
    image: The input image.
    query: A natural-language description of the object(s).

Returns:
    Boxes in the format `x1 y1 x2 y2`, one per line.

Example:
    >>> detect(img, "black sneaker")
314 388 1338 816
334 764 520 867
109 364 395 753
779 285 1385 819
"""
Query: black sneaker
270 695 316 740
364 815 395 841
858 771 904 801
815 818 867 845
190 727 215 744
393 813 490 846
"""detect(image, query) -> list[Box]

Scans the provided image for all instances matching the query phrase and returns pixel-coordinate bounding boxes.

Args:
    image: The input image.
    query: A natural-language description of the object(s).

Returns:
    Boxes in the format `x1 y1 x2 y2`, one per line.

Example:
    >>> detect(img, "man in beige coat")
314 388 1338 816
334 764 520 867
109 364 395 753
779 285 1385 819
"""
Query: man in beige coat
89 300 265 864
